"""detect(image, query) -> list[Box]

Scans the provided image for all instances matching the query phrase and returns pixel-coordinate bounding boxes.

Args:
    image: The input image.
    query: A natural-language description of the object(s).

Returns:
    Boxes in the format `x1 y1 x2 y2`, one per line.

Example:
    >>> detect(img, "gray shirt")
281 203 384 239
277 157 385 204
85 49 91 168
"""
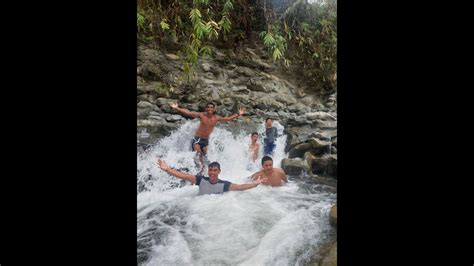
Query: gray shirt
195 175 231 195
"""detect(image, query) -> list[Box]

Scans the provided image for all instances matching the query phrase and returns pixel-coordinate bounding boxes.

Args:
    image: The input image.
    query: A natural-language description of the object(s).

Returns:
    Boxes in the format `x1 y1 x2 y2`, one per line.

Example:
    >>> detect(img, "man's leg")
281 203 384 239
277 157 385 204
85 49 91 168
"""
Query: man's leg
193 144 205 173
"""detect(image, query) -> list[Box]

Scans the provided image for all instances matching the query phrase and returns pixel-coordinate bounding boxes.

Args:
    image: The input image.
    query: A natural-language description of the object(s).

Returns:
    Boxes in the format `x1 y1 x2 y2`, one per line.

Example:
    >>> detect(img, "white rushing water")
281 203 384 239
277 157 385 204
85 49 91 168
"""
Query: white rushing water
137 120 336 265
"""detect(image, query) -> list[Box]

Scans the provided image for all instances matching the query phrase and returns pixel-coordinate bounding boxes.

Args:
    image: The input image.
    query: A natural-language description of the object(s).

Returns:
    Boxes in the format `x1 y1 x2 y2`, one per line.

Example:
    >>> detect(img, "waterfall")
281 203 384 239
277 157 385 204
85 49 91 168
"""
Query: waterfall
137 120 336 265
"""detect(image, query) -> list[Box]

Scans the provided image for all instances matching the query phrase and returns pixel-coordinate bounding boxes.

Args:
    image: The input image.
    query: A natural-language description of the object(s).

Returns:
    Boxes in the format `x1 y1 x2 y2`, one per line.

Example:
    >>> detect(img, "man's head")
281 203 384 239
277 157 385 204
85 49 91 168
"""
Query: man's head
206 102 216 115
265 117 273 127
251 132 258 142
207 161 221 183
261 156 273 172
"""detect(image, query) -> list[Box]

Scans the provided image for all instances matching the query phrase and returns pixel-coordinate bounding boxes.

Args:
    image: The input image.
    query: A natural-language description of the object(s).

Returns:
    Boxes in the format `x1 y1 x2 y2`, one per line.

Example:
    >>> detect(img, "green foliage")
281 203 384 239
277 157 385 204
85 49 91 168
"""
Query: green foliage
137 12 145 32
160 19 170 30
137 0 336 91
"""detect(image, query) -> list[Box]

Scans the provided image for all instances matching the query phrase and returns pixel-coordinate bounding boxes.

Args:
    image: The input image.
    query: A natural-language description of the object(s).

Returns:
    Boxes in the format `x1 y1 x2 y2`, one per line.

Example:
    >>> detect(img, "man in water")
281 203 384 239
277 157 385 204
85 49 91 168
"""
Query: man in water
157 159 267 195
249 132 260 162
263 117 278 156
169 101 246 171
250 156 288 187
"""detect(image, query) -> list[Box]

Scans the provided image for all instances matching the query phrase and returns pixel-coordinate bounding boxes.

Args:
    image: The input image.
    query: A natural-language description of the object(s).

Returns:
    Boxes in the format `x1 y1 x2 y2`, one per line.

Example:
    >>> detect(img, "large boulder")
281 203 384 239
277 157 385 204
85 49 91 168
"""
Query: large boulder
288 143 313 158
311 154 337 177
311 155 330 175
286 125 314 148
281 158 309 176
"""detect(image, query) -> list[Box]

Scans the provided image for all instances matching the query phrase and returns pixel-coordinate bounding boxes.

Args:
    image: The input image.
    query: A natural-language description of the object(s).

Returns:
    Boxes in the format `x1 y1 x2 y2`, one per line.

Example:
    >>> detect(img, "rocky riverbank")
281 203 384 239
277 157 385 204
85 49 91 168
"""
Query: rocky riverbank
137 42 337 264
137 43 336 178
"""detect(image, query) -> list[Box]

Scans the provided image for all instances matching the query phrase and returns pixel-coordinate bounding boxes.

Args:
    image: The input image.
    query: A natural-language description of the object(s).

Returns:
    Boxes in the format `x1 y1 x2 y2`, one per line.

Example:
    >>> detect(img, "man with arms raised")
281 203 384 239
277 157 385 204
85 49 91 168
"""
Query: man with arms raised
157 159 267 195
170 102 245 171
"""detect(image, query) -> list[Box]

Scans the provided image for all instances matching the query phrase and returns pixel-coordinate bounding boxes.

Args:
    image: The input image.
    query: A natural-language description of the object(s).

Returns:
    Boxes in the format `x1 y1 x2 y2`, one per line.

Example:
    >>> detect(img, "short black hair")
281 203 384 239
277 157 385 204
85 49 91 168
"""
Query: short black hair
251 132 258 137
208 161 220 170
206 102 215 108
261 156 273 165
265 117 273 122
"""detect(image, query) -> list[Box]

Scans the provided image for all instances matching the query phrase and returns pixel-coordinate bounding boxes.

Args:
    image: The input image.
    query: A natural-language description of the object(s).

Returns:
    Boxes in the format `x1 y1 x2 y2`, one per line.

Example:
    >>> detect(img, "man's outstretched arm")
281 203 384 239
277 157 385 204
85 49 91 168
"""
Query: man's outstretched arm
169 102 201 118
157 159 197 184
218 107 246 122
229 176 267 191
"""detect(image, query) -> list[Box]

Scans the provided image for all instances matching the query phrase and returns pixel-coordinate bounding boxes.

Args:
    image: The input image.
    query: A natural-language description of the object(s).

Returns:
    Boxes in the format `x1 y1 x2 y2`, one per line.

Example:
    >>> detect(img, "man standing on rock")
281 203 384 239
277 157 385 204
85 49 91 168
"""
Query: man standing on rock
169 101 246 172
263 117 279 156
250 156 288 187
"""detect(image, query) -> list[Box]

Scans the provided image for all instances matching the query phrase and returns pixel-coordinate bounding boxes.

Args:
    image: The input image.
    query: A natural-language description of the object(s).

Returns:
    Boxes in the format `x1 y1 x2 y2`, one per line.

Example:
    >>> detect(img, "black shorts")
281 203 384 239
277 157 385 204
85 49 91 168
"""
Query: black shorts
191 136 209 153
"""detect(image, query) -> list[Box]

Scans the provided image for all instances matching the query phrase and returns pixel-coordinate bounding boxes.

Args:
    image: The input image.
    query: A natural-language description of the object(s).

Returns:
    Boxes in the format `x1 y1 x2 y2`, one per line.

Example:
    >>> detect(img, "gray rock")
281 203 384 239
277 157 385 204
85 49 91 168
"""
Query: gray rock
308 138 332 149
144 82 170 98
314 120 337 129
295 90 306 98
254 59 273 70
305 112 337 121
312 130 337 140
266 111 279 118
281 158 309 176
149 111 162 116
222 97 234 107
137 63 161 80
277 111 291 120
287 125 314 148
137 101 154 109
275 93 297 105
288 115 311 126
311 154 337 176
138 83 157 94
137 94 149 101
247 83 266 92
311 156 328 175
201 62 211 72
156 97 171 107
254 97 284 110
148 115 165 121
165 114 184 122
165 53 180 60
300 95 315 106
288 143 313 158
235 66 254 77
232 86 251 94
203 72 215 80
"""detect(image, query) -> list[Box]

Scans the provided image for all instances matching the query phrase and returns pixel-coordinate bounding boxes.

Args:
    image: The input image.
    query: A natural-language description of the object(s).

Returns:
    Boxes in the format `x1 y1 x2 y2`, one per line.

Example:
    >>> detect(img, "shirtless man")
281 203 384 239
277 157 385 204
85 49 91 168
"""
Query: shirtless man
250 156 288 187
249 132 260 162
169 102 245 171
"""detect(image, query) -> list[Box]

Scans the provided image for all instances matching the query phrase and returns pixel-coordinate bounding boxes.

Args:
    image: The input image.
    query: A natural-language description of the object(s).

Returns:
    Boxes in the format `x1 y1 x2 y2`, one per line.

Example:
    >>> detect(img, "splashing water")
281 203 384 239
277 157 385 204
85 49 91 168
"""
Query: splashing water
137 120 336 265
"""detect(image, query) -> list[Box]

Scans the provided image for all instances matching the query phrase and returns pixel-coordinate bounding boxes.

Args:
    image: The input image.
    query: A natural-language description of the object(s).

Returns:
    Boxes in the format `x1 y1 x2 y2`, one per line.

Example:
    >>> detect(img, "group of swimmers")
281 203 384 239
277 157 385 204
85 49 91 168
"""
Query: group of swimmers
157 101 288 195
